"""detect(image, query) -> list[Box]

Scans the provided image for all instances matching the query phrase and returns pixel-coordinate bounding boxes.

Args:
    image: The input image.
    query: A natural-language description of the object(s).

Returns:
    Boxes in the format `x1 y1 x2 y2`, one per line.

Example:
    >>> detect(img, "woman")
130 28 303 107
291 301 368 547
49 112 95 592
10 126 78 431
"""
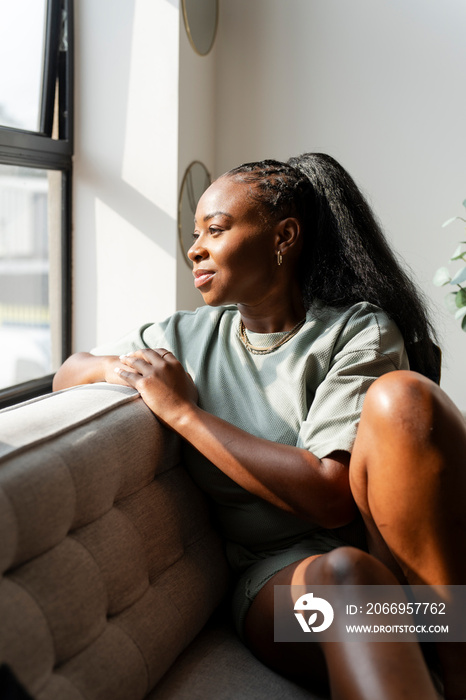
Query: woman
53 154 466 699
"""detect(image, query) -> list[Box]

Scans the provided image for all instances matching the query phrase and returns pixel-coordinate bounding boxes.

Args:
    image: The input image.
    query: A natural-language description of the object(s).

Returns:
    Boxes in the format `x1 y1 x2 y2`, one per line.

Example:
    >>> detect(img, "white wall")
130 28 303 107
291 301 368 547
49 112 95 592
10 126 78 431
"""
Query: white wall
74 0 181 351
177 8 217 311
215 0 466 411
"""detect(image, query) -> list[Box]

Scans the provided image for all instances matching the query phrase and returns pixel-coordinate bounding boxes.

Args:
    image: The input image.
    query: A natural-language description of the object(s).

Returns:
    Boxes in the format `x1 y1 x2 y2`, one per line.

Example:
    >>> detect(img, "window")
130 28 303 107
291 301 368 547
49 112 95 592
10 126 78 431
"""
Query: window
0 0 73 408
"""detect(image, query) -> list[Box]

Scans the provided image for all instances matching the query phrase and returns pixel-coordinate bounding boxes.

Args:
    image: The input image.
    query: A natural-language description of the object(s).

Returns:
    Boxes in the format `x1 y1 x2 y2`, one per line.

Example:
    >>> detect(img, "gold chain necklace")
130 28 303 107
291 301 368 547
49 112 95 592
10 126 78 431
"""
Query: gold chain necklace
238 318 306 355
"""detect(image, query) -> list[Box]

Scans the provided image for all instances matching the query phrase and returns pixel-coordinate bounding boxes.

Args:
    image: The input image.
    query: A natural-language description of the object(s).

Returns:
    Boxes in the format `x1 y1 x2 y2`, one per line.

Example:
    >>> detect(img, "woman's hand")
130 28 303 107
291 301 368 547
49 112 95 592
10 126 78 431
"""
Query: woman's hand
115 349 199 427
53 352 133 390
102 355 137 386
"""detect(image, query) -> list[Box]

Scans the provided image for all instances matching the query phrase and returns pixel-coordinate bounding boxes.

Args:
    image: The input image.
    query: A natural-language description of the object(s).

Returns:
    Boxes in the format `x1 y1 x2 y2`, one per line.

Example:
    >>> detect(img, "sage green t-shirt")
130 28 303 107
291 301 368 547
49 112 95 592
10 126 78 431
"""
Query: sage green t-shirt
93 301 408 556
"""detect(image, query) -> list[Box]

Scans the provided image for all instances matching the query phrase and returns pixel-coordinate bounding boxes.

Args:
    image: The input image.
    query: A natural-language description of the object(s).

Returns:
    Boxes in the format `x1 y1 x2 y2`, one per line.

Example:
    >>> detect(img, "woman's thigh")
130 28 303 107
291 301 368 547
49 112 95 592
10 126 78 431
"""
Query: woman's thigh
242 547 401 678
243 553 329 689
242 548 439 700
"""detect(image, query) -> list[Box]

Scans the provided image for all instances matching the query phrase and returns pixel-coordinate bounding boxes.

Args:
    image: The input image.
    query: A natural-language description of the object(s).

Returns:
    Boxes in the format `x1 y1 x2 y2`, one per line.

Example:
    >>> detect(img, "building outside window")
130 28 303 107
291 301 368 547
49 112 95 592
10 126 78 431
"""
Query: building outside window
0 0 73 408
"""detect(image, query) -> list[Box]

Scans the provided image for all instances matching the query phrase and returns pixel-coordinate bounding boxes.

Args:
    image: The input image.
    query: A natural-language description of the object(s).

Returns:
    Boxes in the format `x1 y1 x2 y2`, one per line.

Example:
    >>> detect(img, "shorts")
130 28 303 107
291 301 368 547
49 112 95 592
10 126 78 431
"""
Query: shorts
229 519 367 641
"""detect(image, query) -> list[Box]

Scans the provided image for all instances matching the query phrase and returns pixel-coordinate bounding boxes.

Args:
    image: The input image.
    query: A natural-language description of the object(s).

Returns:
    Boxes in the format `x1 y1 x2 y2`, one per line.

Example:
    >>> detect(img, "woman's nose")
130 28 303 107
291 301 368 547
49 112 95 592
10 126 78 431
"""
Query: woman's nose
187 239 208 262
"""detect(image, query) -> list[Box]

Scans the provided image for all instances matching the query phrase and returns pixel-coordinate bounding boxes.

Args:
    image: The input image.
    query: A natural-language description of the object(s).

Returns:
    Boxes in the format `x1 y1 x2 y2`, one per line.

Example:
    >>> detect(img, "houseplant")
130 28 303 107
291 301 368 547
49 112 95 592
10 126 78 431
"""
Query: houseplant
433 200 466 332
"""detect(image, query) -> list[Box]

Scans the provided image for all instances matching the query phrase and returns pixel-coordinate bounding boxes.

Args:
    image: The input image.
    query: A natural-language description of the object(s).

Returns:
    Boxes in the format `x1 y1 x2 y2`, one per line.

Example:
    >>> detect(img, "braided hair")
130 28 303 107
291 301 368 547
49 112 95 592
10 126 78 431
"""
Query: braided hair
225 154 439 381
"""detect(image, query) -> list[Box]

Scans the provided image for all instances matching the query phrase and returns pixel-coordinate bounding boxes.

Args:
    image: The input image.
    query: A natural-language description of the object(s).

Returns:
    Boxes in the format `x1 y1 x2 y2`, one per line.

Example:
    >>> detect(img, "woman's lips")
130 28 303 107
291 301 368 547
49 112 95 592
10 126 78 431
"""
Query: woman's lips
194 270 215 288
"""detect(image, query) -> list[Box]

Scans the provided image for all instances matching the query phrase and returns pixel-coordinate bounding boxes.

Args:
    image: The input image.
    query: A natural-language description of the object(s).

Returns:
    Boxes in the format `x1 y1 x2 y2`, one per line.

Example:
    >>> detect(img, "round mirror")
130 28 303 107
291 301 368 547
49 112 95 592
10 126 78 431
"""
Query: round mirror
182 0 218 56
178 161 211 267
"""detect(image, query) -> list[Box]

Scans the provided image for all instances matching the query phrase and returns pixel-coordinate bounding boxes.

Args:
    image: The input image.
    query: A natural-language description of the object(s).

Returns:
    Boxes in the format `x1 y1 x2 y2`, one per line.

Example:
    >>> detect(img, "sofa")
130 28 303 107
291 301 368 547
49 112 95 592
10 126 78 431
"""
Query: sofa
0 384 326 700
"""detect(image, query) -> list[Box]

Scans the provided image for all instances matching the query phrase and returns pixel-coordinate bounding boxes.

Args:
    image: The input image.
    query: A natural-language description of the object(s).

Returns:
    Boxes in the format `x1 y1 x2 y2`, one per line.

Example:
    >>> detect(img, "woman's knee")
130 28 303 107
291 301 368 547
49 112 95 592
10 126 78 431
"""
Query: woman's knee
350 370 466 519
311 547 399 586
351 371 439 490
360 370 464 446
364 370 436 429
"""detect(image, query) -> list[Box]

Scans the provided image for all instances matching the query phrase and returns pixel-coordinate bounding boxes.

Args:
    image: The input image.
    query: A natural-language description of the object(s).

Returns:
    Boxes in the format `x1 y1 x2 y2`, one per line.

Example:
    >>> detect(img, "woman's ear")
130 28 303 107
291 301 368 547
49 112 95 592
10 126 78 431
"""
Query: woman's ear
275 217 301 256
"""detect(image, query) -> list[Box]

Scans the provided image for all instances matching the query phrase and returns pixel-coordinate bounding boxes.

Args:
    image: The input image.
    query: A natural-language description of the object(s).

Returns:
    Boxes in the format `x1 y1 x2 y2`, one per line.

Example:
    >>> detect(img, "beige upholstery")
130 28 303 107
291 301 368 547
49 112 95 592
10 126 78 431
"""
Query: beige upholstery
0 385 230 699
0 385 324 700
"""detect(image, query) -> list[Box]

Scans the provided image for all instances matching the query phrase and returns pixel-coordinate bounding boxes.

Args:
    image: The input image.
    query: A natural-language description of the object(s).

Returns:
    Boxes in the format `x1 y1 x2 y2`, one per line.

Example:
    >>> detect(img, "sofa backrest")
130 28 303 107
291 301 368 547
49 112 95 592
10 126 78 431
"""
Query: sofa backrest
0 384 230 700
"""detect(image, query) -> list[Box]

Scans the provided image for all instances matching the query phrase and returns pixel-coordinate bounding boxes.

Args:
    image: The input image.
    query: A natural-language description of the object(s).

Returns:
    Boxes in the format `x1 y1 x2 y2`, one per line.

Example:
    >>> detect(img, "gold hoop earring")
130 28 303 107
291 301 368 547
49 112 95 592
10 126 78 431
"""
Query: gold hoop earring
276 251 283 266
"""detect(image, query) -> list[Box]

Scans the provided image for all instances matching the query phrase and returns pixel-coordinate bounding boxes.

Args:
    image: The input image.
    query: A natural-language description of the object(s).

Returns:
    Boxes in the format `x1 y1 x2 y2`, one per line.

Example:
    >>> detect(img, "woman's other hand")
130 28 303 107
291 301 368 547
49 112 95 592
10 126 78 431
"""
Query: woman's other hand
115 349 198 427
102 355 137 386
53 352 135 391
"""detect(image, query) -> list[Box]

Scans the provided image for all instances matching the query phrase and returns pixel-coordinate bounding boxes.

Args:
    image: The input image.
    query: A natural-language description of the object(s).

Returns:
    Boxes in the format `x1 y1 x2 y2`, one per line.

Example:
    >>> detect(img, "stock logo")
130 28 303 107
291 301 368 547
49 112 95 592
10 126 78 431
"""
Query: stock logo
294 592 334 633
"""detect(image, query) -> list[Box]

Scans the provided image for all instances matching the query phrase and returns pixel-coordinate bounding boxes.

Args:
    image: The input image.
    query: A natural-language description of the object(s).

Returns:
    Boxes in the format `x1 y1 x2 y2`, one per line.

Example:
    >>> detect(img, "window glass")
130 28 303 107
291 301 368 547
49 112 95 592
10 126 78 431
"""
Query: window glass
0 164 62 390
0 0 47 131
0 0 72 406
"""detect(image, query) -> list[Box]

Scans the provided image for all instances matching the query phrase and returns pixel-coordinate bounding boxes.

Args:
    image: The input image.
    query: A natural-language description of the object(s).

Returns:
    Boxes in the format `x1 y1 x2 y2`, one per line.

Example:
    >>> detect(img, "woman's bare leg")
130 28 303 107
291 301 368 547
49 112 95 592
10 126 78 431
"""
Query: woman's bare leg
244 547 439 700
349 370 466 699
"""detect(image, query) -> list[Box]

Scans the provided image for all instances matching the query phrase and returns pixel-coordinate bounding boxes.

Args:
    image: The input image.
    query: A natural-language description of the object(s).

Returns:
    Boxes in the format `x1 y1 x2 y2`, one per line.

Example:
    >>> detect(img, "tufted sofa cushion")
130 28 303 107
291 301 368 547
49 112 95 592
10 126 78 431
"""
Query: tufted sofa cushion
0 385 230 700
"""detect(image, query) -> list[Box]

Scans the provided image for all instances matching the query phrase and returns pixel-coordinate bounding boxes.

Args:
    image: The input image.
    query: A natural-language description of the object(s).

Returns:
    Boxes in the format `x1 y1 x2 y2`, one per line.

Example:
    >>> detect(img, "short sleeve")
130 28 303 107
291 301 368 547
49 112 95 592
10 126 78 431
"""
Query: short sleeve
90 322 163 356
297 306 409 459
89 307 231 360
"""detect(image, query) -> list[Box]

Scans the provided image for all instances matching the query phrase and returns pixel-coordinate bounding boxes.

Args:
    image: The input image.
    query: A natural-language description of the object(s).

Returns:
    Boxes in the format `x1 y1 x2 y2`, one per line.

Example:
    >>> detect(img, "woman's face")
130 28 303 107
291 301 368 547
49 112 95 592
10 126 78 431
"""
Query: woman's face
188 176 281 308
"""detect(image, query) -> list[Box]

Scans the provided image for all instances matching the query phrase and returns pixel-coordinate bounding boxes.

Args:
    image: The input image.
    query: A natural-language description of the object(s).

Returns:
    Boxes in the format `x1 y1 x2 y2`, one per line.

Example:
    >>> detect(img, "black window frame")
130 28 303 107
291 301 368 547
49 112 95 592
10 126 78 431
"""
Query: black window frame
0 0 74 409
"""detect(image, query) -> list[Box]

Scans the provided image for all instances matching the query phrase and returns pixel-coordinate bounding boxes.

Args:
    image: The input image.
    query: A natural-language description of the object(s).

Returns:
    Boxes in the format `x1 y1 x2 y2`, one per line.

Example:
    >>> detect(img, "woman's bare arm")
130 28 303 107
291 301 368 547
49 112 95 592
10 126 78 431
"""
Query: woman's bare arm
174 405 354 529
116 348 357 529
52 352 130 391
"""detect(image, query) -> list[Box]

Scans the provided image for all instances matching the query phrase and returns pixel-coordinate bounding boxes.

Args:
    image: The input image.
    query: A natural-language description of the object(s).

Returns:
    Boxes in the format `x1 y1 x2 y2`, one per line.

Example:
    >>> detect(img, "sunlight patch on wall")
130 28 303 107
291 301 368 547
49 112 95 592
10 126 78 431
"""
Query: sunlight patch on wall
122 0 179 219
95 198 176 346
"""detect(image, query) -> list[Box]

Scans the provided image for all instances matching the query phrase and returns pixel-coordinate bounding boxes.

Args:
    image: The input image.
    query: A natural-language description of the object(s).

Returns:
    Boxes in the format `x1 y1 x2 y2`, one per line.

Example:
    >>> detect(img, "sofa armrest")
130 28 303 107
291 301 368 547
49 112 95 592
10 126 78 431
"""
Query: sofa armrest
0 384 230 700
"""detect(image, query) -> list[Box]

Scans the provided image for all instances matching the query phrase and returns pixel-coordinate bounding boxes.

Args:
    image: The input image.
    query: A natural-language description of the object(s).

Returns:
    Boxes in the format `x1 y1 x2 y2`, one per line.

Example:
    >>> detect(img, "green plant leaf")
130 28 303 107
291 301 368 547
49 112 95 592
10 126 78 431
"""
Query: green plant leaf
454 306 466 320
462 315 466 332
444 291 458 314
456 288 466 308
443 216 466 226
449 267 466 285
433 267 451 286
451 244 466 261
462 199 466 209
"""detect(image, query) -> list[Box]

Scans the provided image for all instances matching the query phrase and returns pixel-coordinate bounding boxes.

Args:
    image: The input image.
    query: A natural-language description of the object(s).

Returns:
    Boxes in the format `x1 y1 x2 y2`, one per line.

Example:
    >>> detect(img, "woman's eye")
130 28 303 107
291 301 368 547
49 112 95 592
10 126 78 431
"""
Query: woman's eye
209 226 222 234
192 232 199 241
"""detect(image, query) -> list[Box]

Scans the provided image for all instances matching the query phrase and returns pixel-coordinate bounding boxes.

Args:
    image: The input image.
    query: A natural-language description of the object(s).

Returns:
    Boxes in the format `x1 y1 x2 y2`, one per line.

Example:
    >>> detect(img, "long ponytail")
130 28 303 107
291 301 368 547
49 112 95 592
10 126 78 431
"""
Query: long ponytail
288 153 439 381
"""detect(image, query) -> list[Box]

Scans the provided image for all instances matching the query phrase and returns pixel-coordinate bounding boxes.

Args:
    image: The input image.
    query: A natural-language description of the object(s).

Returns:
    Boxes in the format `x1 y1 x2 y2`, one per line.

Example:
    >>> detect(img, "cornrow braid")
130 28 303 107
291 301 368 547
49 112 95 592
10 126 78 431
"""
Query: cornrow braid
226 160 315 227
